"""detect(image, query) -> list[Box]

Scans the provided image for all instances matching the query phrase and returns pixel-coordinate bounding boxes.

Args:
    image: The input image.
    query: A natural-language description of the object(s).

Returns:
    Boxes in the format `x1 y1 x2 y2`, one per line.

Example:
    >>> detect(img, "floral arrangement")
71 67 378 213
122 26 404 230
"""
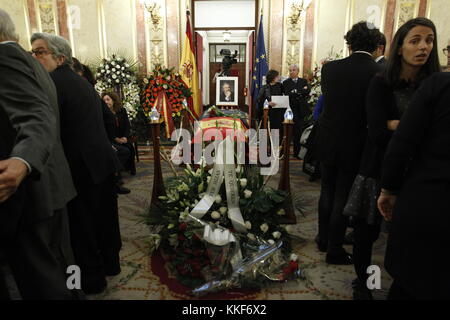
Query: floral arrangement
145 160 301 293
94 54 140 120
307 48 343 107
140 65 192 119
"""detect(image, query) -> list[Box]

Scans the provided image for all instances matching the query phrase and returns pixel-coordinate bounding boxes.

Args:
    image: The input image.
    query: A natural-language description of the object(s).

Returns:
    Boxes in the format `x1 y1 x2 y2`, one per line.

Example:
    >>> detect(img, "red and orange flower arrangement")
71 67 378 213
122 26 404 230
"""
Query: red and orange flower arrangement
140 65 193 119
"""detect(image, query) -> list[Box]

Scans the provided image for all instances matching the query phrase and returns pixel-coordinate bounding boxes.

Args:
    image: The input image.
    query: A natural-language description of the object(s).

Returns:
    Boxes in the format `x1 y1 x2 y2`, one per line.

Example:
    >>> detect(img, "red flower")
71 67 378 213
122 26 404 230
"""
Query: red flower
179 222 187 231
178 234 186 241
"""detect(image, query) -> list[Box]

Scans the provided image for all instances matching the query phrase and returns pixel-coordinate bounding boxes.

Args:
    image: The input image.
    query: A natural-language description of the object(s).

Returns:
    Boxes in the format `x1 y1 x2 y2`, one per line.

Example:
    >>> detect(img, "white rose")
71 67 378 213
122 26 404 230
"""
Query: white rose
235 166 241 173
260 223 269 233
116 80 120 83
105 65 109 69
272 231 281 239
245 221 252 230
208 169 213 175
219 207 227 215
112 68 116 72
247 233 256 241
240 178 247 188
211 211 221 219
243 189 252 199
206 176 211 183
290 253 298 262
101 69 105 73
215 195 222 204
277 209 286 216
268 239 275 245
111 61 116 66
127 75 131 78
121 67 125 70
125 63 129 68
112 74 117 79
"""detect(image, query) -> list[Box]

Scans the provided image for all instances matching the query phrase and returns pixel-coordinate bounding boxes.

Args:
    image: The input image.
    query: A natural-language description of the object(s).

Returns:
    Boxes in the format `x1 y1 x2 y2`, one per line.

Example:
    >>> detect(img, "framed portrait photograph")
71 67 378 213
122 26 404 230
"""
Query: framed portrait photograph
216 76 238 106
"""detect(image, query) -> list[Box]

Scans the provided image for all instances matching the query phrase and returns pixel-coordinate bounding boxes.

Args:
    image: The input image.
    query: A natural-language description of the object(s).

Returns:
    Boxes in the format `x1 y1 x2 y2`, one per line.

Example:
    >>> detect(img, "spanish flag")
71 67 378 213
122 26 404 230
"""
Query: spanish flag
179 11 202 117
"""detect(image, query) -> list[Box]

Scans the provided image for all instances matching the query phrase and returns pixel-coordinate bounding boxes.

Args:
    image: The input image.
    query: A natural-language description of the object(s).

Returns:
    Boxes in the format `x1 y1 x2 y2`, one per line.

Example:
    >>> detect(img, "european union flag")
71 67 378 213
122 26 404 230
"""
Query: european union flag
251 15 269 100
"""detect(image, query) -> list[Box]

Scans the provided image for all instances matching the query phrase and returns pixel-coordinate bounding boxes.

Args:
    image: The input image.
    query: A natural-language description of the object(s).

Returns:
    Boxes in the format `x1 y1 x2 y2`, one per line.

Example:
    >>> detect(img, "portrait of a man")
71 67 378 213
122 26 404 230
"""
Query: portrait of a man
216 77 238 106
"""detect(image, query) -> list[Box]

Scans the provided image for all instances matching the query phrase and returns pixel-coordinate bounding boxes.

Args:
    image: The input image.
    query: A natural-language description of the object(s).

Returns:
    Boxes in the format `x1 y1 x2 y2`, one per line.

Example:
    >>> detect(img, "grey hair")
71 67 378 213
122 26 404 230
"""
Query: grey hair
0 9 19 42
289 64 300 71
30 32 73 66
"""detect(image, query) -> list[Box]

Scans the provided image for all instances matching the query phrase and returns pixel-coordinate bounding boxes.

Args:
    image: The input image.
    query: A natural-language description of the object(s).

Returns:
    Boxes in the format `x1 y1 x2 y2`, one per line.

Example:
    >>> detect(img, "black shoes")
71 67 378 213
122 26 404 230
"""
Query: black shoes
352 278 373 300
116 185 130 194
325 251 353 265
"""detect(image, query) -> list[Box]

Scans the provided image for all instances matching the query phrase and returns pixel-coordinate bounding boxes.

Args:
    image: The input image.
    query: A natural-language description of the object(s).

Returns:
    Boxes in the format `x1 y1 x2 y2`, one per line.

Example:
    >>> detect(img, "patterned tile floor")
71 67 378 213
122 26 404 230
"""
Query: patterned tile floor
89 156 392 300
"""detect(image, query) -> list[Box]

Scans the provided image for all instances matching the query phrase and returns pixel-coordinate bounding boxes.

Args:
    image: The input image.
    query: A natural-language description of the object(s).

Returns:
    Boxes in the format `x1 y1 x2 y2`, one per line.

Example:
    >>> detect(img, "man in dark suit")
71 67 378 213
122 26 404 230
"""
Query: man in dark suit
0 9 78 299
219 81 235 102
312 22 383 264
31 33 122 294
283 64 311 158
374 33 387 67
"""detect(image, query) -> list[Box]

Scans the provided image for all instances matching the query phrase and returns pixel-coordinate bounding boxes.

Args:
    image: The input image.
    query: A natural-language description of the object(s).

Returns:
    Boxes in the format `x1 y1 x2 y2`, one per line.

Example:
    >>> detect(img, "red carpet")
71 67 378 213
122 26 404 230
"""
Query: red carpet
150 250 260 300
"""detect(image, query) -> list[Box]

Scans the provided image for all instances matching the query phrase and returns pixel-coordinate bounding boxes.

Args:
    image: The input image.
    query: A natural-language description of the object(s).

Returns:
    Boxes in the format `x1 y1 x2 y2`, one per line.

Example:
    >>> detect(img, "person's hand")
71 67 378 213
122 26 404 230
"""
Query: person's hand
121 137 128 144
269 102 277 107
0 158 28 203
387 120 400 131
115 137 123 144
377 189 397 221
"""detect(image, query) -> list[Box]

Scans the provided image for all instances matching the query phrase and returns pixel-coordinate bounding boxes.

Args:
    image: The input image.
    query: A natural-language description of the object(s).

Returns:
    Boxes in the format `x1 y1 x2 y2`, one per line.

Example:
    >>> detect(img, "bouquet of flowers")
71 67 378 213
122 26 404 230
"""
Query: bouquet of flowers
140 65 192 119
145 153 301 294
94 54 140 120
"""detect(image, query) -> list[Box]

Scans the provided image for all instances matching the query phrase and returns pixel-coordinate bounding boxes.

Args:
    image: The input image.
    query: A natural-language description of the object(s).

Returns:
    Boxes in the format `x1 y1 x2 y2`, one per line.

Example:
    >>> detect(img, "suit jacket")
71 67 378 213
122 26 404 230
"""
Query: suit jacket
0 42 76 230
220 91 234 102
114 108 131 138
312 52 380 172
282 77 311 118
50 65 117 188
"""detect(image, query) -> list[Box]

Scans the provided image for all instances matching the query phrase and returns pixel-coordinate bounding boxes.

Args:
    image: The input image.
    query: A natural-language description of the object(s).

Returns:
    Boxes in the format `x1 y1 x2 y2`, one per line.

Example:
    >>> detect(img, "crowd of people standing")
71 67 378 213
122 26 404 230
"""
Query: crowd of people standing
0 9 136 299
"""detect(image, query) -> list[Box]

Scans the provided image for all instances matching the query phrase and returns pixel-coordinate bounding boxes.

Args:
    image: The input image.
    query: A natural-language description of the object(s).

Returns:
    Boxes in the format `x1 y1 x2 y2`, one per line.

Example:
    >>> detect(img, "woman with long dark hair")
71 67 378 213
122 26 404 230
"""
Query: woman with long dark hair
102 92 136 175
256 69 285 133
346 17 441 299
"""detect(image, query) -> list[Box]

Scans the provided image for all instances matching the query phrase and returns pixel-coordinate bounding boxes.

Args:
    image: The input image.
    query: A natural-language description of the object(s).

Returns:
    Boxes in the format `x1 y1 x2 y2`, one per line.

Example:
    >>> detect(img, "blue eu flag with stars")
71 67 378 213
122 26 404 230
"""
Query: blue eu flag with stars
251 15 269 100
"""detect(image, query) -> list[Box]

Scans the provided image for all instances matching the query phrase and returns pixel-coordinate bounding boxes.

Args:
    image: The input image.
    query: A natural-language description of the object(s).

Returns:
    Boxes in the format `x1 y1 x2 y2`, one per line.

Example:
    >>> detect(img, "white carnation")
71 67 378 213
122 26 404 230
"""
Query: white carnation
211 211 221 220
243 189 252 199
247 233 256 241
219 207 227 215
272 231 281 239
245 221 252 230
260 223 269 233
290 253 298 262
240 178 247 188
215 195 222 204
268 239 275 245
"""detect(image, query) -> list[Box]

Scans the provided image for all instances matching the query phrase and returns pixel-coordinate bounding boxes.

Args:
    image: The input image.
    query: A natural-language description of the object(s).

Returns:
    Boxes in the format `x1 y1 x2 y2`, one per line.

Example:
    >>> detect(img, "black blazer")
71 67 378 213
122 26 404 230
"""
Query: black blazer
282 78 311 118
113 108 131 139
380 72 450 299
0 42 76 231
50 65 117 187
312 52 380 172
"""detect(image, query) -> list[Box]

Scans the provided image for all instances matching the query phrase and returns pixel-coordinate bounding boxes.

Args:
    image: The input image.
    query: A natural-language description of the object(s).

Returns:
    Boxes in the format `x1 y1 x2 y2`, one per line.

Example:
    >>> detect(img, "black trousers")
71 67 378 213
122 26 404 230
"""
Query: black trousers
67 174 121 288
293 114 304 156
387 279 416 300
353 218 381 283
114 142 136 174
318 164 356 255
2 209 78 300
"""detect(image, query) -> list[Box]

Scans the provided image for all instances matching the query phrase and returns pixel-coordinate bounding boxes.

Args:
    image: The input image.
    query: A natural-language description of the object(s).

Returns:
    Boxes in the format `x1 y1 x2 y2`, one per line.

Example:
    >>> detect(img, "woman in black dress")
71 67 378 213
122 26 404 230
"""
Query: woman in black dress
102 92 136 175
256 69 285 134
347 18 441 299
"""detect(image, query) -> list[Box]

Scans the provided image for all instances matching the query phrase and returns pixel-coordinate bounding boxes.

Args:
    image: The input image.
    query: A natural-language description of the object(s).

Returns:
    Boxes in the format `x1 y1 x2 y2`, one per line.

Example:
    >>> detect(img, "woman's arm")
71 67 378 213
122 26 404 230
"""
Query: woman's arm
380 75 435 193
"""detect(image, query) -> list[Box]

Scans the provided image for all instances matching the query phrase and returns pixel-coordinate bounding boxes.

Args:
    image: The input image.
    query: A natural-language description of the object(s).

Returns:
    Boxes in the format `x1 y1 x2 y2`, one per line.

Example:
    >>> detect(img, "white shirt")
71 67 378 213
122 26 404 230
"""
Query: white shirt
353 51 373 57
375 55 385 63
